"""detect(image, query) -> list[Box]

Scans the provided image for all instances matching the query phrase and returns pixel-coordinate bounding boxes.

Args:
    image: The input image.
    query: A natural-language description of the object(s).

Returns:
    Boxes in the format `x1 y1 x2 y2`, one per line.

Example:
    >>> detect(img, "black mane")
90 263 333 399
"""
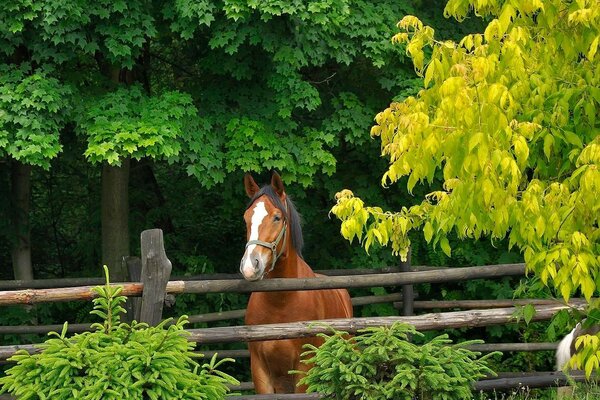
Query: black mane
246 185 304 259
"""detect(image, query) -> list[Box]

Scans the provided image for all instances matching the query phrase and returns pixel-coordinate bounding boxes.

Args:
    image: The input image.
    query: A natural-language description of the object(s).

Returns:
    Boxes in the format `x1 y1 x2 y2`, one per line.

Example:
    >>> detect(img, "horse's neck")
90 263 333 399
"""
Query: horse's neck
267 250 314 279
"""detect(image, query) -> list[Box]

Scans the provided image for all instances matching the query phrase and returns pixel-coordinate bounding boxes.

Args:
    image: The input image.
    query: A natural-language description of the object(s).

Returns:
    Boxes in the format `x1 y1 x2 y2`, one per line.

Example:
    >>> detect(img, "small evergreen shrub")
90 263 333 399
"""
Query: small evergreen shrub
297 322 499 400
0 267 238 399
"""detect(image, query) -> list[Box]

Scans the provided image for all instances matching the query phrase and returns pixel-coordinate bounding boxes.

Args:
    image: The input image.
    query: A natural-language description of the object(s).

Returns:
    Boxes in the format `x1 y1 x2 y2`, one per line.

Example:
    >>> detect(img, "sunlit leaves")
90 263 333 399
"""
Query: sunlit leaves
0 64 71 168
77 85 196 164
76 85 227 187
224 118 336 186
331 0 600 310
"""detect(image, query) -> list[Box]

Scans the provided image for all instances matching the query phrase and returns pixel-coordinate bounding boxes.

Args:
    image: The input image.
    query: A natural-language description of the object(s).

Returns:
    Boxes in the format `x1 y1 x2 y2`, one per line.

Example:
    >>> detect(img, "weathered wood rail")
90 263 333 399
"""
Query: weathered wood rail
2 372 584 399
4 295 584 336
184 304 580 344
0 341 562 362
0 267 418 290
0 304 581 361
223 371 593 399
0 263 525 305
0 371 589 400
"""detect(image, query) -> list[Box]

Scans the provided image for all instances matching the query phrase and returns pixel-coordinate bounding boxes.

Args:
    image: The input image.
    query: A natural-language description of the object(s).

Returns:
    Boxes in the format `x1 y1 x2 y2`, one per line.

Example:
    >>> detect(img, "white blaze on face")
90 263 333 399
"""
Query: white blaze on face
241 201 268 279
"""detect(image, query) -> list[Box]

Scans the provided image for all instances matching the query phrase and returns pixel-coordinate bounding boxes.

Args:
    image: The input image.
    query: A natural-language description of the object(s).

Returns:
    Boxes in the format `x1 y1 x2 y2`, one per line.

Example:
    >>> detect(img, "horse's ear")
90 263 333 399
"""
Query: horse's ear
244 173 260 198
271 171 285 197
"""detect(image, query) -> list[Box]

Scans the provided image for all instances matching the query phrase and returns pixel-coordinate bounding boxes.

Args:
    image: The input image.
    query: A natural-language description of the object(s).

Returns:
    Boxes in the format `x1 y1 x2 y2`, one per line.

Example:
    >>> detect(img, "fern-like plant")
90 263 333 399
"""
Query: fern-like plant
0 266 238 399
297 322 499 400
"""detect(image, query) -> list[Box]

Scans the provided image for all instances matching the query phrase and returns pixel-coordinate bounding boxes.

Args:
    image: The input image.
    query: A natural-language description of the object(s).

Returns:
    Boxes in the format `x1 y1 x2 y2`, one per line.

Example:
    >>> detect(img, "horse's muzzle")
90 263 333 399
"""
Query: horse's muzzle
240 252 266 281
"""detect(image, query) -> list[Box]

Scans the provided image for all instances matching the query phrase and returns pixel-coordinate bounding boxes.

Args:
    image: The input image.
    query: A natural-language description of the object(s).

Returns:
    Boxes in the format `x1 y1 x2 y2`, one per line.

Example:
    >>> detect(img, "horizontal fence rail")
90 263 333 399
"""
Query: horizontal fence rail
0 264 525 306
228 370 593 394
0 295 580 336
0 292 410 335
0 267 437 290
176 263 526 294
0 304 576 361
0 371 589 400
185 304 576 344
0 341 561 363
199 342 560 359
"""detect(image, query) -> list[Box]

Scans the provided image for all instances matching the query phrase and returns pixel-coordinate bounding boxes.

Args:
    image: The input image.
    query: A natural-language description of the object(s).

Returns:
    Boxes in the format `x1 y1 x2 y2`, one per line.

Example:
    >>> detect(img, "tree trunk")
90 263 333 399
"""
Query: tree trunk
101 159 130 281
10 161 33 281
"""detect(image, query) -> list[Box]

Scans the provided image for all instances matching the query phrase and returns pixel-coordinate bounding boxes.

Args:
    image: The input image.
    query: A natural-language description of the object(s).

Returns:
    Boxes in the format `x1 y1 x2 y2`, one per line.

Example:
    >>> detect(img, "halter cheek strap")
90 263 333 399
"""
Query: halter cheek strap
245 223 287 273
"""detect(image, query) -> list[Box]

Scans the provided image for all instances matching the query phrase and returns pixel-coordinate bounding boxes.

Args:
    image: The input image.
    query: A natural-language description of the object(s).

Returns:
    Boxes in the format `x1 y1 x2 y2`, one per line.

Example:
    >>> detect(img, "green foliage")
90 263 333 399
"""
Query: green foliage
297 322 498 400
331 0 600 302
159 0 422 185
0 267 238 399
75 84 227 186
331 0 600 376
0 0 155 66
0 64 71 168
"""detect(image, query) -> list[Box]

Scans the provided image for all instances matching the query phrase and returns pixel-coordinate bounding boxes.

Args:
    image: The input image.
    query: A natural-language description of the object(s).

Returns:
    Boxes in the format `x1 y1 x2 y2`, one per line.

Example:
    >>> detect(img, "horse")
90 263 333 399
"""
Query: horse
556 320 600 370
240 172 353 394
555 320 600 397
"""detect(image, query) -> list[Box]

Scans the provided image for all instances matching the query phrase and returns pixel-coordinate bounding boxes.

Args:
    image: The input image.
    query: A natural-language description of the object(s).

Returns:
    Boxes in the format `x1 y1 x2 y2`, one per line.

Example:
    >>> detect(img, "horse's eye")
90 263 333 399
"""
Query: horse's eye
274 215 282 222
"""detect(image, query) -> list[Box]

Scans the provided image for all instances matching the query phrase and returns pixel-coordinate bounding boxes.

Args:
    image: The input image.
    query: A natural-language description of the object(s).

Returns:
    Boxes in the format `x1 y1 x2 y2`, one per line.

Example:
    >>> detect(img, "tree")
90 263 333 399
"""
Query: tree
3 0 422 280
331 1 599 304
0 0 217 281
0 64 71 280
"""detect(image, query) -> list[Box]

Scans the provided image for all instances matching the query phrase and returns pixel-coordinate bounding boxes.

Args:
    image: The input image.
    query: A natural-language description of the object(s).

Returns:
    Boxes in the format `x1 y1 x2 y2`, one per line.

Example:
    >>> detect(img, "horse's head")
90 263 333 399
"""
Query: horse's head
240 172 289 281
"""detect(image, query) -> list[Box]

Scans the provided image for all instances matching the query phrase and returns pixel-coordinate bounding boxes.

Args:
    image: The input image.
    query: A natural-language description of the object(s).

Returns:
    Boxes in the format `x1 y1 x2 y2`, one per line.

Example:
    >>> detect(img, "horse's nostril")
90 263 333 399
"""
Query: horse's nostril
254 258 259 270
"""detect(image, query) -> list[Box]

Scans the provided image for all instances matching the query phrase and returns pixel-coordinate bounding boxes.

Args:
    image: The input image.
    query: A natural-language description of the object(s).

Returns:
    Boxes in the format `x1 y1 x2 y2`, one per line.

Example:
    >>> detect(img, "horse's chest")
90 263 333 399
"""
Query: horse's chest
246 292 321 325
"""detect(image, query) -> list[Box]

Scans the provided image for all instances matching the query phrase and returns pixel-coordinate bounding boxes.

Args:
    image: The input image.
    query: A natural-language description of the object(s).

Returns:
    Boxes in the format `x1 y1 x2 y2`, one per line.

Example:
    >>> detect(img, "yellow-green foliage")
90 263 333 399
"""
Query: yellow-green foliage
331 0 599 300
331 0 599 375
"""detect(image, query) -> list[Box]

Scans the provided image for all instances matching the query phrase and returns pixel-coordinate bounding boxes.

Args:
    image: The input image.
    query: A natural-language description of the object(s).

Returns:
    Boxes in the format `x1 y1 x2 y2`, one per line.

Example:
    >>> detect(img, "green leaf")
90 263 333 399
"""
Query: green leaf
523 304 536 325
439 236 451 257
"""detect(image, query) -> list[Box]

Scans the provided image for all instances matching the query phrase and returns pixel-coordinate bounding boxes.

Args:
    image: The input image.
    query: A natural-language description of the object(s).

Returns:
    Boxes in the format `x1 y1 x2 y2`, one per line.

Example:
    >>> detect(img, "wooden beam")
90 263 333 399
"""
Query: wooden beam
0 323 91 335
138 229 172 325
0 341 561 362
0 293 409 334
0 264 525 305
468 342 557 352
226 372 592 397
0 372 589 400
178 263 526 294
186 304 579 344
474 371 590 391
196 342 560 359
0 283 144 305
399 249 414 317
398 298 586 310
0 266 443 290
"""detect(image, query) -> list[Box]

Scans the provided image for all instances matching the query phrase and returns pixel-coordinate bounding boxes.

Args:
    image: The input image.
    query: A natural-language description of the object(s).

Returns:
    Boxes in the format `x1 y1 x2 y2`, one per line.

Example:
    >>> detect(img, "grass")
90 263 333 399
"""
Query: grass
476 382 600 400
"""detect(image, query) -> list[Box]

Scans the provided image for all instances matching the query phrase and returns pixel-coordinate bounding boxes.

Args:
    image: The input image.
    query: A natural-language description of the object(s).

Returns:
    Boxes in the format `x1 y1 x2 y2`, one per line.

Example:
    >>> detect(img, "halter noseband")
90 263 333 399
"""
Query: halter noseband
245 222 287 274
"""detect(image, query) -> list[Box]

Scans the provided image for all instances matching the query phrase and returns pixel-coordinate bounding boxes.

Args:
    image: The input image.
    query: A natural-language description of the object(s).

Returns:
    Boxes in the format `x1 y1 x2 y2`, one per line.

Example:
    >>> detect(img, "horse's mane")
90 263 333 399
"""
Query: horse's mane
246 185 304 259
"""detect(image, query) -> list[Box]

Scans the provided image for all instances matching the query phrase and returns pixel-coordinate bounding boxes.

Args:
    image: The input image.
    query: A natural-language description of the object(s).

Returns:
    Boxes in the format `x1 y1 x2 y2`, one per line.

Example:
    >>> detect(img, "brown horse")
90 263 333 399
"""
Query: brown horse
240 172 353 394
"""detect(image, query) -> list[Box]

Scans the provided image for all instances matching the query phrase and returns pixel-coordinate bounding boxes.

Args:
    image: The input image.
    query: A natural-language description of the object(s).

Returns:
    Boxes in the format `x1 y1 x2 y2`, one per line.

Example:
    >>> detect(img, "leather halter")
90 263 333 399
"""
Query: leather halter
245 222 287 274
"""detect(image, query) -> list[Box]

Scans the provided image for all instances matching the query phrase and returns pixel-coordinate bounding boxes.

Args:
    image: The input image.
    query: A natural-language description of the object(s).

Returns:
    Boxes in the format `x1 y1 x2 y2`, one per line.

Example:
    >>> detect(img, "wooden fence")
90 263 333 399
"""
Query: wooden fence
0 229 587 397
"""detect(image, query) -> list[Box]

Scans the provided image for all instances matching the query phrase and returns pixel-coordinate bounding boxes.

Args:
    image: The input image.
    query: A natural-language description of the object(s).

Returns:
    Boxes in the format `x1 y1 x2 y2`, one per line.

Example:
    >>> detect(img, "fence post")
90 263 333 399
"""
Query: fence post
123 256 142 322
138 229 172 325
400 248 414 316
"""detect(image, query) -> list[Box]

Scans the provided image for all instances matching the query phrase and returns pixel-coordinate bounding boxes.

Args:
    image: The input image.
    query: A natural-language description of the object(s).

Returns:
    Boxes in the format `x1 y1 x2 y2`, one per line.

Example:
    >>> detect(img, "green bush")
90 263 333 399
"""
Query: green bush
0 267 238 400
297 322 499 400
